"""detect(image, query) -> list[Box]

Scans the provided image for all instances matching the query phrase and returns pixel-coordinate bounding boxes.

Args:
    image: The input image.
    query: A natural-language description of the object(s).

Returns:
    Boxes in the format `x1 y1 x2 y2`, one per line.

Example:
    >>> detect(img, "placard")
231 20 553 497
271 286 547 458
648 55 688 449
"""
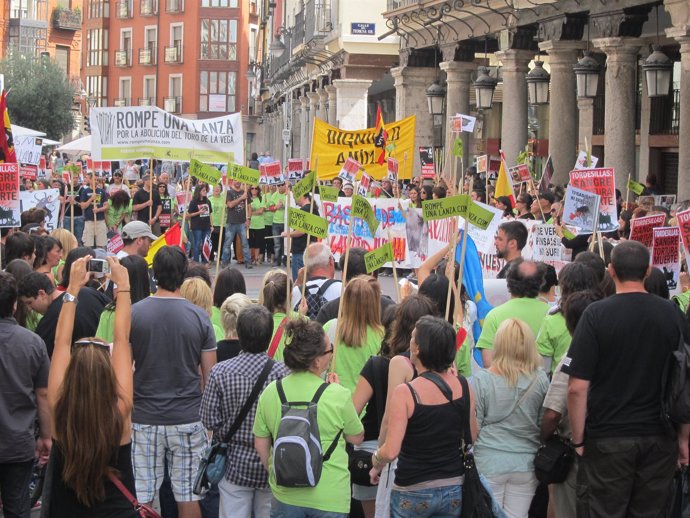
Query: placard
652 226 680 290
629 213 667 248
569 168 618 232
0 163 20 227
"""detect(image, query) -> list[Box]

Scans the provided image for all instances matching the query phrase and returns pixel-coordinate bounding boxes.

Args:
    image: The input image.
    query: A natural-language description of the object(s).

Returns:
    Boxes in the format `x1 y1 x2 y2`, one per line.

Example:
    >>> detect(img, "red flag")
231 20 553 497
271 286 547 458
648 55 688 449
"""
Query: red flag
0 91 16 163
374 105 387 166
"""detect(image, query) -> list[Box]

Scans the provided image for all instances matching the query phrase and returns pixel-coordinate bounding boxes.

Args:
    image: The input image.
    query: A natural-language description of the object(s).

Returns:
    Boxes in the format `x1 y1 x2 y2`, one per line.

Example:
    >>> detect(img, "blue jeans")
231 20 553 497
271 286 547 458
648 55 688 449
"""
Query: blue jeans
270 498 347 518
291 252 304 281
222 223 250 264
63 215 84 245
0 460 33 518
192 229 210 263
391 484 462 518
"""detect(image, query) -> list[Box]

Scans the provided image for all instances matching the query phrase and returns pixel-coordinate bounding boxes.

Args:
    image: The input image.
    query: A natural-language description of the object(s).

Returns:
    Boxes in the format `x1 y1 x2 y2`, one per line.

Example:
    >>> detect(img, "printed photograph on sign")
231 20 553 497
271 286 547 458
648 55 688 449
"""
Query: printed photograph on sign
338 157 360 184
508 164 531 184
652 227 680 290
287 159 305 181
387 157 398 182
657 195 676 211
574 151 599 170
358 173 372 197
569 168 618 232
476 155 488 175
562 185 600 235
637 195 655 211
450 114 476 133
419 147 435 178
20 188 60 231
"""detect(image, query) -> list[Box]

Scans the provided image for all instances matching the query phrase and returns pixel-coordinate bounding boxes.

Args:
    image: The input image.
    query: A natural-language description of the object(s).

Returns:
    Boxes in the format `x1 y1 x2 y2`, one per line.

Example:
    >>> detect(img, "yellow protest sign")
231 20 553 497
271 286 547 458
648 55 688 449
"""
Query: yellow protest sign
422 195 469 221
352 195 379 235
228 164 260 186
189 159 221 185
288 207 328 238
364 243 394 273
319 185 339 202
310 116 416 180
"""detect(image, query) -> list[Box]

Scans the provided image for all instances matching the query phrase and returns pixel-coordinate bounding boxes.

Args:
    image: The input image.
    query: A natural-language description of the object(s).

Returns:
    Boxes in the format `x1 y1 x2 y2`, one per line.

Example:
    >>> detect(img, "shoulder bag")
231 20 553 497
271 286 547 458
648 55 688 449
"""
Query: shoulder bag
193 358 275 495
107 472 161 518
534 434 575 484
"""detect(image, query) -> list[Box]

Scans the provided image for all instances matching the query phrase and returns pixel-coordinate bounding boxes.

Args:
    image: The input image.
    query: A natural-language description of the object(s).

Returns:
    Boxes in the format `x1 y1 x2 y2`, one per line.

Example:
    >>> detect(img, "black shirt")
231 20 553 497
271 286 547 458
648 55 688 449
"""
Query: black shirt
565 292 690 439
291 202 318 254
188 197 212 231
217 339 241 363
226 188 247 225
35 288 110 358
132 189 161 223
359 355 389 441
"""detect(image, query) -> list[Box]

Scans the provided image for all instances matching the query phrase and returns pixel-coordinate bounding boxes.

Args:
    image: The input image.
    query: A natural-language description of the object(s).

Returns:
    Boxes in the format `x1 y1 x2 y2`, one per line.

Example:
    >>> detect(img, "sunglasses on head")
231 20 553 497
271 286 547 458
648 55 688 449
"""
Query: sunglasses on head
72 339 111 353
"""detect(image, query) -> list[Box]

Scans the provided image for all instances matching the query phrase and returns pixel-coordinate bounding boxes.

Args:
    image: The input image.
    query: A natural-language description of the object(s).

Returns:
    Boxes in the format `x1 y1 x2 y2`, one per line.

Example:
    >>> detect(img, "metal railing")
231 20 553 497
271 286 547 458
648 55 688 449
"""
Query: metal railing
114 97 130 107
114 49 131 66
293 9 305 47
164 96 181 113
164 45 182 64
138 47 156 65
138 97 156 106
650 88 680 135
305 0 331 43
115 1 131 18
384 0 418 13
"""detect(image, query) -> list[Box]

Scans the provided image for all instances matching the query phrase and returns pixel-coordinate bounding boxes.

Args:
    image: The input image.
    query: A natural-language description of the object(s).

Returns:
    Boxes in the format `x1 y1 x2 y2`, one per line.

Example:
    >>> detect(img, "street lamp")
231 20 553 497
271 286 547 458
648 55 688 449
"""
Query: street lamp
270 36 286 58
526 60 550 105
573 51 600 98
474 66 497 109
426 80 445 117
246 61 257 80
642 45 673 97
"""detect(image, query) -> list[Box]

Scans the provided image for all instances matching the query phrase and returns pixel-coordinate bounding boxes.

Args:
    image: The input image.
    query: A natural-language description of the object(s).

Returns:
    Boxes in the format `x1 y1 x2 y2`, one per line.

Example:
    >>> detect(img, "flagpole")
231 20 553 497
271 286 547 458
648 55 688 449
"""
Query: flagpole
529 179 547 222
285 187 292 313
444 222 458 322
387 228 401 303
215 175 228 278
625 173 631 211
179 174 191 248
149 158 154 223
299 158 319 306
455 219 470 323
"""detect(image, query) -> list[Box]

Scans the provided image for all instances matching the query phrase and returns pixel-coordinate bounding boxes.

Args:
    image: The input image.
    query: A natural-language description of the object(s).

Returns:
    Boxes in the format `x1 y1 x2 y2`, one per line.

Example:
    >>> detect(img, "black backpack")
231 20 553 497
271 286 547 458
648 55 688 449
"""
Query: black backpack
294 279 337 320
661 330 690 434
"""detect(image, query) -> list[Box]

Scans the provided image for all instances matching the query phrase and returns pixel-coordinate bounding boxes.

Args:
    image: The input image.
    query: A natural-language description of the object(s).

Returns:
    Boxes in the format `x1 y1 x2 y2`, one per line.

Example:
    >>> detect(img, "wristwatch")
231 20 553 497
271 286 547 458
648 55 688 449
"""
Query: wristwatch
63 292 78 305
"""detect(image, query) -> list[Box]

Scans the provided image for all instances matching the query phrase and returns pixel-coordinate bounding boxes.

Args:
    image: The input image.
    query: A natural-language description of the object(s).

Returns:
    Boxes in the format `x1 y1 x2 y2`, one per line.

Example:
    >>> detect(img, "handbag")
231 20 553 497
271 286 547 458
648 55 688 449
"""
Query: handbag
193 357 275 495
417 372 498 518
107 472 161 518
534 435 575 484
348 445 375 486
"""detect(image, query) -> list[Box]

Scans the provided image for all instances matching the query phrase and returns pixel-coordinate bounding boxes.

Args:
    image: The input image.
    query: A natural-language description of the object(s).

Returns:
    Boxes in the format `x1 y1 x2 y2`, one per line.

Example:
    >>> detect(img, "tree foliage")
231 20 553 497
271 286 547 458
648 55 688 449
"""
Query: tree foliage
0 52 76 140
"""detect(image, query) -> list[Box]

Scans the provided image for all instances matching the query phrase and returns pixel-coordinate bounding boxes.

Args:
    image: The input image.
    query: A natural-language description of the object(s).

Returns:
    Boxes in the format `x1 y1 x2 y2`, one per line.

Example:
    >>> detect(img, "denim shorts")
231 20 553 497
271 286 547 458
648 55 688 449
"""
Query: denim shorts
390 484 462 518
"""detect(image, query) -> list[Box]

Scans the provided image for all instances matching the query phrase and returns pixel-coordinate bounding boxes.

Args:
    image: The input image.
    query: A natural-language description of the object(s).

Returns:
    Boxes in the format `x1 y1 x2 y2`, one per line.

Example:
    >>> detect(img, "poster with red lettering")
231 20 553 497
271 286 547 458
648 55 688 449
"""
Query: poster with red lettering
260 161 284 185
0 163 21 227
287 159 305 181
569 168 618 232
629 213 667 248
652 226 680 290
676 209 690 260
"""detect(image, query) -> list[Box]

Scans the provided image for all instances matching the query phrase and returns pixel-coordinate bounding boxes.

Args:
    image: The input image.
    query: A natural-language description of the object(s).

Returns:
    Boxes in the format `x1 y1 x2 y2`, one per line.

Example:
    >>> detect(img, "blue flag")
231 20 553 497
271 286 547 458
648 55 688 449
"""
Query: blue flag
456 231 493 367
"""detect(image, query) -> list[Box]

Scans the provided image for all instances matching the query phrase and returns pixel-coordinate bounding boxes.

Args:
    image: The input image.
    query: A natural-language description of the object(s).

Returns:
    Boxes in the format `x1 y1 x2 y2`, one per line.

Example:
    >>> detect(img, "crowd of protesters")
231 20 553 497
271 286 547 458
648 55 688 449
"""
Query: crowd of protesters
0 153 689 518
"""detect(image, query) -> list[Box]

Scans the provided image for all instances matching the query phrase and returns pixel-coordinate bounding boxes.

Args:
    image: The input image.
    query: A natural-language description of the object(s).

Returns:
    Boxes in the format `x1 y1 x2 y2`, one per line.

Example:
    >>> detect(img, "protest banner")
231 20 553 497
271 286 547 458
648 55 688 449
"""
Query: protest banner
508 164 531 184
562 185 600 234
419 147 435 178
319 185 338 202
677 209 690 260
574 151 599 170
287 159 306 181
260 161 284 185
357 173 372 197
364 243 394 274
386 157 398 182
176 191 188 214
90 106 243 163
292 171 315 201
310 116 415 180
531 224 567 261
337 157 360 184
423 195 469 222
287 207 328 239
20 188 60 231
652 227 681 290
227 163 260 186
107 233 125 254
352 195 379 235
0 163 20 227
628 178 645 196
189 159 221 185
20 165 37 181
15 135 42 166
569 168 618 232
629 213 667 248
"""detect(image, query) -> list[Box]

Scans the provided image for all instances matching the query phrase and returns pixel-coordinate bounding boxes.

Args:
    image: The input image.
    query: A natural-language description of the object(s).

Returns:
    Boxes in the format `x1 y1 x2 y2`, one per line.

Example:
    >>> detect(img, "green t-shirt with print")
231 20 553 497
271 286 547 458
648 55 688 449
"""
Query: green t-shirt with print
253 371 364 513
250 197 266 230
210 194 225 227
273 192 287 225
536 310 571 374
323 321 384 395
263 191 276 227
476 298 549 351
106 204 130 229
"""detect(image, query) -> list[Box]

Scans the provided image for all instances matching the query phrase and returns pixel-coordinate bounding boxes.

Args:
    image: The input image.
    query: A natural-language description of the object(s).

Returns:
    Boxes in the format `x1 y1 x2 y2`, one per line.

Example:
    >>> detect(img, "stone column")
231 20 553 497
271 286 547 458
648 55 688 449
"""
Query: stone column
577 97 594 155
391 66 437 176
325 85 337 126
299 95 310 159
307 91 320 155
292 98 302 160
440 60 476 172
593 37 642 190
638 51 652 182
317 88 328 122
539 41 581 185
495 49 533 164
333 79 372 131
668 28 690 198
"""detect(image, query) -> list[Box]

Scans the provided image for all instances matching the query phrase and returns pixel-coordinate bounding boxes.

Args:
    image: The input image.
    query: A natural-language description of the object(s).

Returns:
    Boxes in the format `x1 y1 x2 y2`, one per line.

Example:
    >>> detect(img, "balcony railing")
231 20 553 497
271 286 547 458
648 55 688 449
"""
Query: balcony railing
115 1 131 18
138 97 156 106
305 0 332 43
165 0 183 12
138 47 156 65
384 0 418 13
164 45 183 64
164 96 181 113
114 49 131 67
139 0 157 15
52 7 81 30
650 88 680 136
293 9 305 48
113 97 130 107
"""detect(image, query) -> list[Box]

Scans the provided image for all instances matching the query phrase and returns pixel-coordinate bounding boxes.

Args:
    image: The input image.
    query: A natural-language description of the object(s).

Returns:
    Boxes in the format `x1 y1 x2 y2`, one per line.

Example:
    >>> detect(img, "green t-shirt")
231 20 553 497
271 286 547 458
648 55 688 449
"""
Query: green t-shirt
210 194 225 227
96 307 115 343
273 192 287 224
476 298 549 351
323 321 384 395
106 204 130 229
270 312 298 362
25 310 43 333
250 197 266 230
536 311 571 374
253 371 364 513
455 324 472 378
211 306 224 341
263 191 276 227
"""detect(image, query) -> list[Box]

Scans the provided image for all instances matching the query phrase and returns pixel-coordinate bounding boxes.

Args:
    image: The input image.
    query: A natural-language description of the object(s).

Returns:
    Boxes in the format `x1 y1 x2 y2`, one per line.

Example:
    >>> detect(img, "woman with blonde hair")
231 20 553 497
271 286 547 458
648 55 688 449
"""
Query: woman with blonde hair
217 292 252 362
324 276 384 395
45 255 137 517
472 318 549 518
260 269 294 361
50 228 77 284
181 277 223 339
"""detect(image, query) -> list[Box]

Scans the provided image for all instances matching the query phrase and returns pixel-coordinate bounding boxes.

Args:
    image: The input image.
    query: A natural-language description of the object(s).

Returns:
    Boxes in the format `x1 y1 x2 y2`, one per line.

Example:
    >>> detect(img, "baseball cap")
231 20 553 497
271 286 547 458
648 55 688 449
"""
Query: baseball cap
121 221 157 240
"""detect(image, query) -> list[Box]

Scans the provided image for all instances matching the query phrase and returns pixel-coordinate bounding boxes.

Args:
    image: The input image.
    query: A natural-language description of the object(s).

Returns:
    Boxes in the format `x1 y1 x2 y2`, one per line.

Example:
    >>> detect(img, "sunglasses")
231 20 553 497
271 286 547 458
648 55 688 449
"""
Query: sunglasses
72 339 111 353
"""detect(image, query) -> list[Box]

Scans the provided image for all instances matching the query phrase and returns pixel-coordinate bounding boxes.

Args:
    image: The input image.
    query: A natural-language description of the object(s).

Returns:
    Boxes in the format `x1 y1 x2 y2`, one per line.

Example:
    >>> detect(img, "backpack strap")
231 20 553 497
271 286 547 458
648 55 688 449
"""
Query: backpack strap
267 317 289 359
221 358 275 444
276 378 287 405
316 278 337 298
458 375 472 447
310 382 343 462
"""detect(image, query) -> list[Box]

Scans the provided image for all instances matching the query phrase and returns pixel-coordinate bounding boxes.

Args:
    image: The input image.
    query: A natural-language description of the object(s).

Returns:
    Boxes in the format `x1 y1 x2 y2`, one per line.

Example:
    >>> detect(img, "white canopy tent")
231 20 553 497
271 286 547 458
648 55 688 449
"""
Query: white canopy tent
11 124 46 137
57 135 91 155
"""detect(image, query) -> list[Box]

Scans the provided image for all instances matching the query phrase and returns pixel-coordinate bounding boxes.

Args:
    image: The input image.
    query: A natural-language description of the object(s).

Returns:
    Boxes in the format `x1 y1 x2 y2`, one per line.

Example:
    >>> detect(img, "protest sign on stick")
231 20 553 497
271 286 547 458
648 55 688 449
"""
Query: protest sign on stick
422 195 469 222
260 161 284 185
569 168 618 232
629 213 667 248
228 164 260 186
298 158 320 305
287 159 306 181
319 185 339 202
652 226 681 291
214 179 228 278
677 209 690 261
0 163 20 230
562 185 600 235
337 157 360 184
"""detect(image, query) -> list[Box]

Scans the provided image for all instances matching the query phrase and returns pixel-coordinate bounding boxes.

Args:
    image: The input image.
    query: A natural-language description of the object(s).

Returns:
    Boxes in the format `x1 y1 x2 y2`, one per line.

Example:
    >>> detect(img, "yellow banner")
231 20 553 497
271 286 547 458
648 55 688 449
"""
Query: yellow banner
310 115 416 180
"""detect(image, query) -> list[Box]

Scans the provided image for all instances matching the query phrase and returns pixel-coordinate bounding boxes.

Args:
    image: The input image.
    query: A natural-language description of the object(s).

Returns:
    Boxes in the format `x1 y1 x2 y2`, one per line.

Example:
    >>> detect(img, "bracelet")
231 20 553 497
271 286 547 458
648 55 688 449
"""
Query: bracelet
571 440 585 448
117 290 131 294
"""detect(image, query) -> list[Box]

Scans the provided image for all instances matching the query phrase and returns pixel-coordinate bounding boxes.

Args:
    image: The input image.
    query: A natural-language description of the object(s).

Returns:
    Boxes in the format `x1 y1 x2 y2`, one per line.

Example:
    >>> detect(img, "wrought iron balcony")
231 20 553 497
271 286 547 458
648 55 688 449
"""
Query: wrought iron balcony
114 49 131 67
164 96 181 113
138 97 156 106
113 97 130 107
138 47 156 65
164 45 183 64
115 1 131 18
52 7 81 30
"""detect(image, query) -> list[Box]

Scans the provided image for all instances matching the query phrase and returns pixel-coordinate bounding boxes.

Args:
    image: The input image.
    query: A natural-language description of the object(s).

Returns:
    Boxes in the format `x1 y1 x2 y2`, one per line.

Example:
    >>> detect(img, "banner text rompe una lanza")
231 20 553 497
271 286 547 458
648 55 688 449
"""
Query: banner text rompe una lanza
114 111 236 144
